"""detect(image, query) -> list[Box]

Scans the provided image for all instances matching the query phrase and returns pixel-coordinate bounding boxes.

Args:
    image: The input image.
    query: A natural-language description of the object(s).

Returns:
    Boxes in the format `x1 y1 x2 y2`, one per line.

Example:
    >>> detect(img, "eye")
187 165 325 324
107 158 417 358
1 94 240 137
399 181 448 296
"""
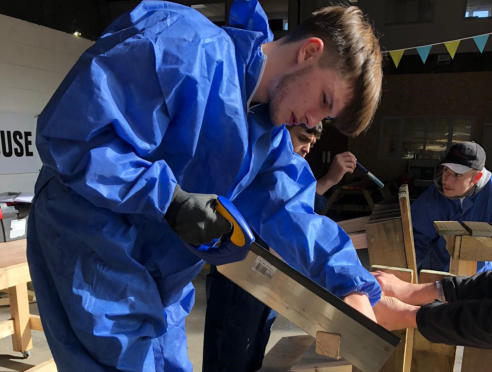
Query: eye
322 93 327 105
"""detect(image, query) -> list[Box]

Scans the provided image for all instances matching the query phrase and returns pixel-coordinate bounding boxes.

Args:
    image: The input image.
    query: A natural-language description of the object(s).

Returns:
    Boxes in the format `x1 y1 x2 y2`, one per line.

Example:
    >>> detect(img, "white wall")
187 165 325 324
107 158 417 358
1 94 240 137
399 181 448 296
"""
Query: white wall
0 14 93 193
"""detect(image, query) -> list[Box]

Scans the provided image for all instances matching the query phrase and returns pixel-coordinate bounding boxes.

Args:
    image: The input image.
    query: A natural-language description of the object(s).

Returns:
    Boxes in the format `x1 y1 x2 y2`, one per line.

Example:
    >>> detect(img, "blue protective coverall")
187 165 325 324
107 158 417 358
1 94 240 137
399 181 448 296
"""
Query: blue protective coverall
27 1 380 371
412 175 492 273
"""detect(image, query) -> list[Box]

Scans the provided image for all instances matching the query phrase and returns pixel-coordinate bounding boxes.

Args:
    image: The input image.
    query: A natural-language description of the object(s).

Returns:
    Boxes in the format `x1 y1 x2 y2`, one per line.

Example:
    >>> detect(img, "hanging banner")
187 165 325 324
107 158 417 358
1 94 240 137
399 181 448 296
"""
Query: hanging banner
385 32 490 67
473 34 489 53
444 40 460 59
0 112 41 175
390 49 405 68
416 45 432 64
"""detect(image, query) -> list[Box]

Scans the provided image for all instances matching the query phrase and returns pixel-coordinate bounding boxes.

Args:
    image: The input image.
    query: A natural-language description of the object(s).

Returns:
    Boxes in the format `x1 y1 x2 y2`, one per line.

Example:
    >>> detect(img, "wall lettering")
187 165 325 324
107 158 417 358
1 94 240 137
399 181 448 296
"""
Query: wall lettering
0 131 34 158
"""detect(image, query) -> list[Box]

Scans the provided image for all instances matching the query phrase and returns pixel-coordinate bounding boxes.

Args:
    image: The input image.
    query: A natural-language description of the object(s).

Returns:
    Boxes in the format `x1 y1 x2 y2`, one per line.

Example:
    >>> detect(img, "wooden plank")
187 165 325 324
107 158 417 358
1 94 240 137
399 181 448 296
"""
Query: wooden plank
315 331 341 360
411 272 456 372
368 209 401 222
25 359 57 372
260 336 354 372
398 184 418 283
260 335 316 371
461 347 492 372
401 328 414 372
0 319 15 339
461 221 492 237
449 257 476 276
30 315 44 332
0 263 31 290
460 236 492 261
8 284 32 353
370 265 413 283
412 330 456 372
292 342 353 372
378 329 412 372
447 235 461 259
433 221 468 236
337 216 369 234
370 265 413 372
0 240 31 290
366 218 407 268
347 232 367 250
419 270 454 283
0 239 28 267
218 244 399 372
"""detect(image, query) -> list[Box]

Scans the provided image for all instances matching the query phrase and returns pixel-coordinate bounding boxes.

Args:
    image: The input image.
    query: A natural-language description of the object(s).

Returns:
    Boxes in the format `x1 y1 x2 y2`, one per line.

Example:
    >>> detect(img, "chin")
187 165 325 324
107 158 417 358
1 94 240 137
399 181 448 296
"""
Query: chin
443 190 455 198
270 116 284 126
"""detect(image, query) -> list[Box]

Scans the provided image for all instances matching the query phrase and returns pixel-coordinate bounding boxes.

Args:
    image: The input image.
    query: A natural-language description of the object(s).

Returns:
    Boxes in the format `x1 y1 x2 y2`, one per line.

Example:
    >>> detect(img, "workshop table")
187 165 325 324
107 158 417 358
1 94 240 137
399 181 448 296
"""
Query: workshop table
0 239 56 371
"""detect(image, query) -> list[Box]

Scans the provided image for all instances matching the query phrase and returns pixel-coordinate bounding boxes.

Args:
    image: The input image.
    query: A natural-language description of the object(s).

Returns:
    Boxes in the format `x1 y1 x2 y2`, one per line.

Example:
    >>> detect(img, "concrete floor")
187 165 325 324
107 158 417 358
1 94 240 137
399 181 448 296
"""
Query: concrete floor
0 270 304 371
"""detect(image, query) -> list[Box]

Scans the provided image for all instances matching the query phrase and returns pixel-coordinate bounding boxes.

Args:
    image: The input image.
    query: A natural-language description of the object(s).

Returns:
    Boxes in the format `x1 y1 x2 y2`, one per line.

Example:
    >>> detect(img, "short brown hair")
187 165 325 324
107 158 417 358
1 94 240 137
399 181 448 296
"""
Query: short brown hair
287 122 323 141
282 5 382 137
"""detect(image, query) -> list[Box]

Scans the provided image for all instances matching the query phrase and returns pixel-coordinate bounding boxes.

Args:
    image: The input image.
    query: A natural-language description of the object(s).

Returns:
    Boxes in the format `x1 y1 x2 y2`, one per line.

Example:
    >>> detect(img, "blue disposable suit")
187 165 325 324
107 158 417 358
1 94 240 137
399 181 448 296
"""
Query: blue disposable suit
412 178 492 273
27 1 381 371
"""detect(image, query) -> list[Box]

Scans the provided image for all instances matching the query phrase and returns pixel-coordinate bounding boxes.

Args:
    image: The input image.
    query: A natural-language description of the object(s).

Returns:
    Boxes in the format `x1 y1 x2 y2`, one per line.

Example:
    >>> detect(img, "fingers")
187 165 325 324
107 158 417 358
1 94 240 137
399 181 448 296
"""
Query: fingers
215 213 234 235
333 152 357 174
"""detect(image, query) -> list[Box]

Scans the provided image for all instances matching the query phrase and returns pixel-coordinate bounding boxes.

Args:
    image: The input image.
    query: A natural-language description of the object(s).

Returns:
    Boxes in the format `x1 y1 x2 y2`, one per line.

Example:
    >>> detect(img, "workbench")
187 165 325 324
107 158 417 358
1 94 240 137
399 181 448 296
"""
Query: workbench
0 239 56 371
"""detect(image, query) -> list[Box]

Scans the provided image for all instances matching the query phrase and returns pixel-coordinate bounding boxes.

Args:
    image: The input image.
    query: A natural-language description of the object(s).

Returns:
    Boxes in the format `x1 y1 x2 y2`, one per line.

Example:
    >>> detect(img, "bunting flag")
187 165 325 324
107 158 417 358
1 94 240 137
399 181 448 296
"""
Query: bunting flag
384 32 490 68
444 40 460 59
389 49 405 68
416 45 432 63
473 34 489 53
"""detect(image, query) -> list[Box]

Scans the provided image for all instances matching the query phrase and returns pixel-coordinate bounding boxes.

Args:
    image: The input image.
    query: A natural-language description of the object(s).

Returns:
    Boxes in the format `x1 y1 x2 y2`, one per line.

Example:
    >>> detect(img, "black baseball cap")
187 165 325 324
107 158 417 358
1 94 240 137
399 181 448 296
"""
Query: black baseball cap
441 141 486 174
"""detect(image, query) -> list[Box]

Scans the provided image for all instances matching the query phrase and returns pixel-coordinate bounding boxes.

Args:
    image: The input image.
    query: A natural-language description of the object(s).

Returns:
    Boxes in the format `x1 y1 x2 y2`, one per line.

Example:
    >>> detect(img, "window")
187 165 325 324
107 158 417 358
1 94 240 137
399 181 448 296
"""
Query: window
384 0 435 24
176 1 289 32
379 117 473 160
465 0 492 18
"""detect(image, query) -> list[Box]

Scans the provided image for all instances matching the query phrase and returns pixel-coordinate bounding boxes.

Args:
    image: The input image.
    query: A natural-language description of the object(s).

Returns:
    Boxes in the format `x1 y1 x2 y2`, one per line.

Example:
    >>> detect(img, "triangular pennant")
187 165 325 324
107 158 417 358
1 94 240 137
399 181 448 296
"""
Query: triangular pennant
473 34 489 53
389 49 405 68
444 40 460 59
416 45 432 64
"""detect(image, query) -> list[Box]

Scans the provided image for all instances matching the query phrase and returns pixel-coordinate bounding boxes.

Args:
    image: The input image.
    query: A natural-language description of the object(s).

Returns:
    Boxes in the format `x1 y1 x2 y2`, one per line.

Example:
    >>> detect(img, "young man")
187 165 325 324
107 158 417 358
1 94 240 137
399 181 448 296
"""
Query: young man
27 1 383 370
288 124 358 209
411 142 492 272
203 123 358 372
372 270 492 348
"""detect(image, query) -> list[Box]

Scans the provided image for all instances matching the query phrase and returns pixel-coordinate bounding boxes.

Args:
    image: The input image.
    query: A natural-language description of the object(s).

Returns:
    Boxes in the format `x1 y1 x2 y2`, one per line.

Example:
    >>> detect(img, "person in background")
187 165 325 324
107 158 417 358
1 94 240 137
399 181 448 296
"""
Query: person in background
372 270 492 349
287 123 357 213
27 1 383 370
203 123 359 372
412 141 492 273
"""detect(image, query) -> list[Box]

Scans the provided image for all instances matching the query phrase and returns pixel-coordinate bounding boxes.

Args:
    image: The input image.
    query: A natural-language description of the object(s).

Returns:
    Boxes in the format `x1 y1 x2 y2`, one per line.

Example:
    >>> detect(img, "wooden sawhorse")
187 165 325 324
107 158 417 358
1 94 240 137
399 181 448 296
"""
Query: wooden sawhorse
0 239 56 372
434 220 492 372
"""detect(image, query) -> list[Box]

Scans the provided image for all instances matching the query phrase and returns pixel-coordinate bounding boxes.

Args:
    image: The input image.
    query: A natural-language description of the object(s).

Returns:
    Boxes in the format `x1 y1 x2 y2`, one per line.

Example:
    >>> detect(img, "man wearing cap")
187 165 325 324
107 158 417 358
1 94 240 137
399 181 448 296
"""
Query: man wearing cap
411 141 492 272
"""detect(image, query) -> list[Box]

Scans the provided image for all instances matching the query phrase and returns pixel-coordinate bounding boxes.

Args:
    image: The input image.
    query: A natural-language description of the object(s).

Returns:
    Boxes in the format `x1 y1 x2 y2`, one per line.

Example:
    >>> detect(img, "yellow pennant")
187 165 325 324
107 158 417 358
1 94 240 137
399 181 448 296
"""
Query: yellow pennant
389 49 405 68
444 40 461 59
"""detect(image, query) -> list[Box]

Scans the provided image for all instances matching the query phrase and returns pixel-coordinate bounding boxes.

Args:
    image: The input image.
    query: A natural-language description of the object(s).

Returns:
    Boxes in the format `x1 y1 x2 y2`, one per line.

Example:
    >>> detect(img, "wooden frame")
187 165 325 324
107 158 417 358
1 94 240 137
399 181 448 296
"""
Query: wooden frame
0 240 56 371
218 243 399 372
433 220 492 372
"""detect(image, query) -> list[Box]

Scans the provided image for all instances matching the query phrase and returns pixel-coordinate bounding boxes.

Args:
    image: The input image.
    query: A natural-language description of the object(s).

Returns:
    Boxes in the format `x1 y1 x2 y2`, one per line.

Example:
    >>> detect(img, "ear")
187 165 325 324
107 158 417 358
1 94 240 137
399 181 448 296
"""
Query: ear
296 37 324 64
473 172 483 184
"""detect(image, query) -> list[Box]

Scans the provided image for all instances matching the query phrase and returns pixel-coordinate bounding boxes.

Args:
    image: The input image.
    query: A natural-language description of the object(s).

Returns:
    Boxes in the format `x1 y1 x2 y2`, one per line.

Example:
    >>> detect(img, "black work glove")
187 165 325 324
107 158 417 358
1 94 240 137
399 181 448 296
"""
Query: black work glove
165 185 233 246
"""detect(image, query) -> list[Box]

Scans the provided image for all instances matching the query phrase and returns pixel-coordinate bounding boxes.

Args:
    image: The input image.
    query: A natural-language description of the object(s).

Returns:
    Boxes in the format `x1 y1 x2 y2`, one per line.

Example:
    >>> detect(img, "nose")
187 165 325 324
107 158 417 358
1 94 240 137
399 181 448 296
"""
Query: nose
305 108 330 128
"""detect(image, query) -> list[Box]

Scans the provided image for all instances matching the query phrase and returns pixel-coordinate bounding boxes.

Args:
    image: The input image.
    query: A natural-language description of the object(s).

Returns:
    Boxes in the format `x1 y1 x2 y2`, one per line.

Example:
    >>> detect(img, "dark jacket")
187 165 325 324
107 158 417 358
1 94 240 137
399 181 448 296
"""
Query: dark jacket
417 271 492 348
